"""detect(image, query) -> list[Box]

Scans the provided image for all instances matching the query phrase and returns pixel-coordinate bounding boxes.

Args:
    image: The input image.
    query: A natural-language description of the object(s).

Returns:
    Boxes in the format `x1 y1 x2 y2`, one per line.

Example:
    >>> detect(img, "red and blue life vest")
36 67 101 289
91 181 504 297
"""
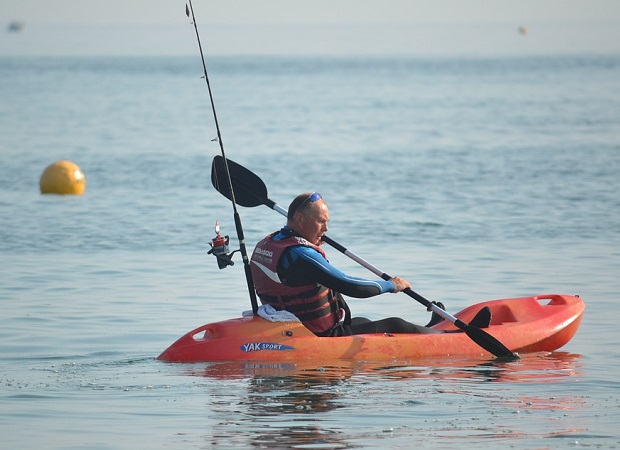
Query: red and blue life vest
250 232 341 334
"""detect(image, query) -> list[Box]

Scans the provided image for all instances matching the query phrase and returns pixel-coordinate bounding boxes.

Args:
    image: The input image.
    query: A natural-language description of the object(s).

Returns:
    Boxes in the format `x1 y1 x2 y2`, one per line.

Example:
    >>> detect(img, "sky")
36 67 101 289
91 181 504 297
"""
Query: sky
2 0 620 56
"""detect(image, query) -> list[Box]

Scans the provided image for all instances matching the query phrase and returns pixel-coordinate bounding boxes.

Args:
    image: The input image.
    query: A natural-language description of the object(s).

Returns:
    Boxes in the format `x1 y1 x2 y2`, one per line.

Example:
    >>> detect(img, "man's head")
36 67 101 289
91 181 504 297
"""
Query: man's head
287 192 329 245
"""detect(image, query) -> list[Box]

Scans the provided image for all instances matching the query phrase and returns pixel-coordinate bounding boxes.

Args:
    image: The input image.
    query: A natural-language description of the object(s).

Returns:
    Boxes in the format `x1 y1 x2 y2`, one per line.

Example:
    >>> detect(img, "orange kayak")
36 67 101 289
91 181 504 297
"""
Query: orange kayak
157 294 584 362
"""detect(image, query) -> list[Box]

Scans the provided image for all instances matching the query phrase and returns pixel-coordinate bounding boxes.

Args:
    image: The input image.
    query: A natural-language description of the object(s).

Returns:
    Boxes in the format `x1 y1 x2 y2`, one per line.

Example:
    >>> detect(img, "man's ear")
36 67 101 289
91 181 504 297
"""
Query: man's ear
292 211 305 227
292 211 301 224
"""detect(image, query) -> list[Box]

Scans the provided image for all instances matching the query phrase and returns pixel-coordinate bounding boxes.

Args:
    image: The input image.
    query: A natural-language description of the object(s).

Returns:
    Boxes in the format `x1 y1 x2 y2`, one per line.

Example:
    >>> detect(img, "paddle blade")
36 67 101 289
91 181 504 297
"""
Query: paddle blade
211 156 268 207
453 319 518 359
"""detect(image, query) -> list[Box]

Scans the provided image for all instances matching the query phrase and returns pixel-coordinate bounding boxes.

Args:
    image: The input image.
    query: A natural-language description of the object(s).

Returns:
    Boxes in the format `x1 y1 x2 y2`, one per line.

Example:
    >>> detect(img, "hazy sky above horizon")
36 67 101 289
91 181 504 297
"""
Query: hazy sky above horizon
3 0 620 25
2 1 620 56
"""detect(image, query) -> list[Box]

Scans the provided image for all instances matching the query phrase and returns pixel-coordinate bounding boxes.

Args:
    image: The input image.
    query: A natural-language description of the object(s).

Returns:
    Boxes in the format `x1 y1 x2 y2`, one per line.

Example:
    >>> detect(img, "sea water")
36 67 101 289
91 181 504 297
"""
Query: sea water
1 47 620 448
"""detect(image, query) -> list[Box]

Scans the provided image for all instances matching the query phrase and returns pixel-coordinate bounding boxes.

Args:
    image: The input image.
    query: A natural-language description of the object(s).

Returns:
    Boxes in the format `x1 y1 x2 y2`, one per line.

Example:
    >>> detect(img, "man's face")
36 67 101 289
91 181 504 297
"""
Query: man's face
294 200 329 246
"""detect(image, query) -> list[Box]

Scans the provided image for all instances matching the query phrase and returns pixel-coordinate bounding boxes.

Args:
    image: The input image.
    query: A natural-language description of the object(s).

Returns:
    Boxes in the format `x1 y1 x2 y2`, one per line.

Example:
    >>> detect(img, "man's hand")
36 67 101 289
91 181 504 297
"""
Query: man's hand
389 276 411 293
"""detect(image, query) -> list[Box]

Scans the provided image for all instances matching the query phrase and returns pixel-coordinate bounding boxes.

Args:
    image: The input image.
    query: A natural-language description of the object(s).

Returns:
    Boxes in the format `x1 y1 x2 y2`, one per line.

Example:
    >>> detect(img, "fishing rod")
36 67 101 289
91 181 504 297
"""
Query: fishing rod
185 0 259 314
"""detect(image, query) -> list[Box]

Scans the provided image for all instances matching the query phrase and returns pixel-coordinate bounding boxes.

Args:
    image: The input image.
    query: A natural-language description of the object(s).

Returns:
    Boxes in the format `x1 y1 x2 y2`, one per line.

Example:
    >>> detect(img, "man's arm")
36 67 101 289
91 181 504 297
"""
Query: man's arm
278 246 395 298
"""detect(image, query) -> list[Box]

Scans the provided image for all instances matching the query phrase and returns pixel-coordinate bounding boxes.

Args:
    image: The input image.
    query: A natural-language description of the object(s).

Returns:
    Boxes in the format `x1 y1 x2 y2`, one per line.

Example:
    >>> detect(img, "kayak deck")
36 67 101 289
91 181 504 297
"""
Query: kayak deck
157 294 584 362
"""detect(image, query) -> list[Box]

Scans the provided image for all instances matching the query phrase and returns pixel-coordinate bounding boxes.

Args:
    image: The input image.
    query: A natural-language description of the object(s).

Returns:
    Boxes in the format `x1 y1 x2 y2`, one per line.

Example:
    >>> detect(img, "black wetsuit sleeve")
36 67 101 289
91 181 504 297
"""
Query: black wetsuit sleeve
278 245 395 298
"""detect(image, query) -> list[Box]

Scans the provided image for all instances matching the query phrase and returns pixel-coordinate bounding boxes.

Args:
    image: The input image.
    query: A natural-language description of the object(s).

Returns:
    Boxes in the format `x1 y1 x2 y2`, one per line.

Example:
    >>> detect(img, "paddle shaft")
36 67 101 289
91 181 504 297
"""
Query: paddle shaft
268 200 455 320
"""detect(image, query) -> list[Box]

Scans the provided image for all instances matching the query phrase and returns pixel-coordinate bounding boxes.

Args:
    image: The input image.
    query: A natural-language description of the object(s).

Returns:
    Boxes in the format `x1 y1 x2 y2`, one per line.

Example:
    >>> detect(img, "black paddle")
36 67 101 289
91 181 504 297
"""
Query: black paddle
211 155 517 359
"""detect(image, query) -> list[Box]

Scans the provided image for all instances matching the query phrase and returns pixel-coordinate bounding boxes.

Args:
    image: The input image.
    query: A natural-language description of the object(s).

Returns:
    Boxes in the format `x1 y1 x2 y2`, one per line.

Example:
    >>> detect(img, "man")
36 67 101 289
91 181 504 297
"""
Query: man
249 192 448 336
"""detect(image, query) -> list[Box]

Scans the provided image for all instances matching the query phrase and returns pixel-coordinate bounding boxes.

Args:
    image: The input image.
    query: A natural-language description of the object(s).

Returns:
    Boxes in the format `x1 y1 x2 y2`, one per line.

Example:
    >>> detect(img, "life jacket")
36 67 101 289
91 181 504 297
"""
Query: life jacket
250 230 345 335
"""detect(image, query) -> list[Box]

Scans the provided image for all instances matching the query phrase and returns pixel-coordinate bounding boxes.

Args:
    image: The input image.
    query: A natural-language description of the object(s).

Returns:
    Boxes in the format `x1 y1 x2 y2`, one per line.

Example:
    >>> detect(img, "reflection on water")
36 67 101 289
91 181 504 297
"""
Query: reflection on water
211 378 350 448
179 352 587 448
186 351 583 384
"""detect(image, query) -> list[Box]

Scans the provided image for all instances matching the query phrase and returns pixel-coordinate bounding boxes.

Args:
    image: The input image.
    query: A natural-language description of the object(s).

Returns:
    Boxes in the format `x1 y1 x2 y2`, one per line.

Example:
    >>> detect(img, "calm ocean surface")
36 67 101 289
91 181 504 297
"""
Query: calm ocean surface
1 49 620 448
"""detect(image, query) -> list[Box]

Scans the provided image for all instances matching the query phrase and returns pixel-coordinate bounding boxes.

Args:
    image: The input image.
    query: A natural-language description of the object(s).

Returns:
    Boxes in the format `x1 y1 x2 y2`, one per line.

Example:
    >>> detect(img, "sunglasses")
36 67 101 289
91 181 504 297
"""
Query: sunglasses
296 192 323 213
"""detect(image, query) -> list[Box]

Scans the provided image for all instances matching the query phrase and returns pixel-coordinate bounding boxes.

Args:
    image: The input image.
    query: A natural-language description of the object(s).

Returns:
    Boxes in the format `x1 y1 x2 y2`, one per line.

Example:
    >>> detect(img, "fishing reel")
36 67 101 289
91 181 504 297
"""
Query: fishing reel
207 221 238 269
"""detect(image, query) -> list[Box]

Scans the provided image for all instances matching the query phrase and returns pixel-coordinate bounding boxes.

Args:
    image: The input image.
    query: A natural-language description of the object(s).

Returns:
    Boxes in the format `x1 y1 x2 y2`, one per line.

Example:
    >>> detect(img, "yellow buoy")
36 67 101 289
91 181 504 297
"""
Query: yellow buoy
39 160 86 195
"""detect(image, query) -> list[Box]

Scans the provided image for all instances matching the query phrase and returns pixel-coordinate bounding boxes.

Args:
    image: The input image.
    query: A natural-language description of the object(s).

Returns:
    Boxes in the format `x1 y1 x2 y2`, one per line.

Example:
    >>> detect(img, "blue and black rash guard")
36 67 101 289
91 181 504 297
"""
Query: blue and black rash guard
274 228 395 297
